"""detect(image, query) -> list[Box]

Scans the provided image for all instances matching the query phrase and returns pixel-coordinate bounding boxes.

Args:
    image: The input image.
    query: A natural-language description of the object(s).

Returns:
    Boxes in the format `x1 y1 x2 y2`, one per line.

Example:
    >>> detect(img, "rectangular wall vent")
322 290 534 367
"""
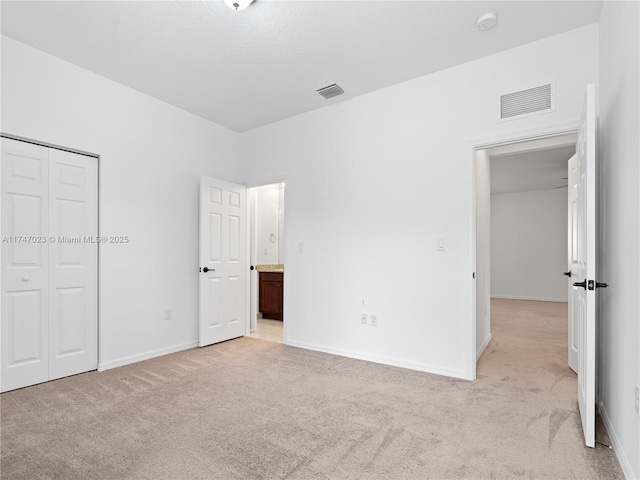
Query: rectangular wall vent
317 83 344 99
500 83 554 120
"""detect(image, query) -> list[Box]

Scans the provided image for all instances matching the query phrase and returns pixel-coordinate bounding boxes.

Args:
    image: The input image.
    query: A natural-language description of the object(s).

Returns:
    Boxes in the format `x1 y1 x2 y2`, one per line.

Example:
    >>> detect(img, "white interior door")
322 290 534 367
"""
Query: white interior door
1 140 50 391
48 149 98 381
567 153 578 373
199 177 246 347
1 138 98 392
573 84 597 448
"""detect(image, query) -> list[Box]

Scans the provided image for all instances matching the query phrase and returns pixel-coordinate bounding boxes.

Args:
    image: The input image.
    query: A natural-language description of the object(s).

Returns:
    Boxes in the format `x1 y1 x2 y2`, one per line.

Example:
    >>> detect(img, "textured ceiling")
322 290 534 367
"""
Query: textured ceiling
490 145 576 195
1 1 603 132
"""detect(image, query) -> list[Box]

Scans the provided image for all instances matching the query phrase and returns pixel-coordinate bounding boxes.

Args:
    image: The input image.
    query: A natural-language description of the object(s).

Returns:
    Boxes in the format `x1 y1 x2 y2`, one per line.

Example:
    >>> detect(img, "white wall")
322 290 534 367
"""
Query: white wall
1 37 240 369
254 183 281 265
491 188 568 302
239 25 598 379
597 2 640 478
475 149 491 359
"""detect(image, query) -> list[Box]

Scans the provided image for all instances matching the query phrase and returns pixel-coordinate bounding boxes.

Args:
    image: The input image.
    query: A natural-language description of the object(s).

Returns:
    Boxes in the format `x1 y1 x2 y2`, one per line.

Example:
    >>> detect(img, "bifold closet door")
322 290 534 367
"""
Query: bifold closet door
1 138 98 392
48 148 98 381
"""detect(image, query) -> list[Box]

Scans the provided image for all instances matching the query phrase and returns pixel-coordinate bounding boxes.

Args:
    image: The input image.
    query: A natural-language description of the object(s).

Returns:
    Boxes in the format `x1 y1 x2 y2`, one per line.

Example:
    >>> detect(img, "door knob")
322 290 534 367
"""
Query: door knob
202 267 215 273
563 271 572 277
573 279 587 290
21 275 30 282
596 282 608 288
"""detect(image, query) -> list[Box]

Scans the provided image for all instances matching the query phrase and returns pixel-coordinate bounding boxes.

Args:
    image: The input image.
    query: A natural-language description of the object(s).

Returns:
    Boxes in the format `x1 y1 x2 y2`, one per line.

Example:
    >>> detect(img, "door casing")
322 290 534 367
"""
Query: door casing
468 123 579 381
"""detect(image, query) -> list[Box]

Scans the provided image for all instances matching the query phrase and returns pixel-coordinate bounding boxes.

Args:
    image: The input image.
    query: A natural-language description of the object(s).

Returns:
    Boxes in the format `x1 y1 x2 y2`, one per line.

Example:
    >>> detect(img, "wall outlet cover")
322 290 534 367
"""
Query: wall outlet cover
360 313 368 325
370 314 378 327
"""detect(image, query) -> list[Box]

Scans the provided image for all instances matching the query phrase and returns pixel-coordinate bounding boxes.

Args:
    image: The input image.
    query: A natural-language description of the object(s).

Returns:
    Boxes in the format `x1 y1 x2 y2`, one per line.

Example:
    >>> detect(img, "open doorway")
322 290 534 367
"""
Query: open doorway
475 132 577 365
248 182 285 344
473 131 603 444
472 86 601 450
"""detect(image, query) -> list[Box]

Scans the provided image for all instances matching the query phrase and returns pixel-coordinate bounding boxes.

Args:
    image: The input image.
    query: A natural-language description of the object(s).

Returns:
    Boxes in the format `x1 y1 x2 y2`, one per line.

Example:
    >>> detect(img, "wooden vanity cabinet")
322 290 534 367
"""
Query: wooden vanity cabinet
259 272 283 320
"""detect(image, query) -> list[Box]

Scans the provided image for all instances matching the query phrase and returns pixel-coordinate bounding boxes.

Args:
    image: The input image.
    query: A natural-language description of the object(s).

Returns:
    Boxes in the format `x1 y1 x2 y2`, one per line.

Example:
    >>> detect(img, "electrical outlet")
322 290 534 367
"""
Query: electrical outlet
164 308 173 321
635 384 639 415
370 314 378 327
360 313 368 325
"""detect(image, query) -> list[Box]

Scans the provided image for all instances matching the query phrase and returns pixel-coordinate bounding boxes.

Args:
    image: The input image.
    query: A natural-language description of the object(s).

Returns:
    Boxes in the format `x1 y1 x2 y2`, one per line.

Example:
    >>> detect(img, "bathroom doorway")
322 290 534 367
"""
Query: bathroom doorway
248 182 285 343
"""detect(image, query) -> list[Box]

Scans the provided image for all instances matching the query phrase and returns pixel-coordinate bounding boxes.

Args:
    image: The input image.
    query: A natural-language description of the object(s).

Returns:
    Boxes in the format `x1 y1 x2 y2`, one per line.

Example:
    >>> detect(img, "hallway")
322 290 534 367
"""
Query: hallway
480 298 570 382
478 298 620 474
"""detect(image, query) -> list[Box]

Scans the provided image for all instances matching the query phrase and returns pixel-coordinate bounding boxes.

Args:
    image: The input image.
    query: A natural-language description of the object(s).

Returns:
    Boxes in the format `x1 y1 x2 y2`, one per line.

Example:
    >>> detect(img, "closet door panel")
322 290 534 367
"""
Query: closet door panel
48 149 98 380
1 139 50 392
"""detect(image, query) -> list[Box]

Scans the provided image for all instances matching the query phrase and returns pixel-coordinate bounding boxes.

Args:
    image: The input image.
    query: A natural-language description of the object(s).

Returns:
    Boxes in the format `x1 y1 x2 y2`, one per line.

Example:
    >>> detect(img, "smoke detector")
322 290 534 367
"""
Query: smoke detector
476 12 497 31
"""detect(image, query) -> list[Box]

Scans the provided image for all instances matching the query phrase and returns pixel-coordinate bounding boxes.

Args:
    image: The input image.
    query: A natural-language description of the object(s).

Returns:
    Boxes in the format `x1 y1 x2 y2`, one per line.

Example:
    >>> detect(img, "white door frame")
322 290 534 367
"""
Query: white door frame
0 133 101 383
244 176 287 344
468 122 578 380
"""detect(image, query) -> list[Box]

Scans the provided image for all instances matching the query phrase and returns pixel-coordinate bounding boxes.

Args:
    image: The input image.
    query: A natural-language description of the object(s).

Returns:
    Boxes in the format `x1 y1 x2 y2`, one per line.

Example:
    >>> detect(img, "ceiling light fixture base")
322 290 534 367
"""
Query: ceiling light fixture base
224 0 254 11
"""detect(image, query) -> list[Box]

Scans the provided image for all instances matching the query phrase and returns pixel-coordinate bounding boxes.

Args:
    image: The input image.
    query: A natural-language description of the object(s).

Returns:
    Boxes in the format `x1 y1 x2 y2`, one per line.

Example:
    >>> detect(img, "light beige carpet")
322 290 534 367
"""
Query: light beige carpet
0 299 623 479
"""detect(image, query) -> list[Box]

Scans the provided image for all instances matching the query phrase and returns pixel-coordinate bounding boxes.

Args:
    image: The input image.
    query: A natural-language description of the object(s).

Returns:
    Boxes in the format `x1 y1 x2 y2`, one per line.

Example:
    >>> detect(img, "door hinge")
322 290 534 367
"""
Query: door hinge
472 272 476 279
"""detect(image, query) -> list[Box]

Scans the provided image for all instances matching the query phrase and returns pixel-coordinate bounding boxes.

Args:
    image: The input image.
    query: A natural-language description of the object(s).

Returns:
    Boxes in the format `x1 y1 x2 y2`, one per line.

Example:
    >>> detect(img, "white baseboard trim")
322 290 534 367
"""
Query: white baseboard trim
285 339 470 380
98 341 198 372
476 334 492 361
491 295 568 303
598 400 637 480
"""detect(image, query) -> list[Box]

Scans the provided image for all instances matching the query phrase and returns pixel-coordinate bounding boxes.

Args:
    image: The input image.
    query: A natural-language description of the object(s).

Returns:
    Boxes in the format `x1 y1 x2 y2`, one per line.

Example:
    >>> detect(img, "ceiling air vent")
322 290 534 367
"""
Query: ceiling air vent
317 83 344 99
500 83 554 120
